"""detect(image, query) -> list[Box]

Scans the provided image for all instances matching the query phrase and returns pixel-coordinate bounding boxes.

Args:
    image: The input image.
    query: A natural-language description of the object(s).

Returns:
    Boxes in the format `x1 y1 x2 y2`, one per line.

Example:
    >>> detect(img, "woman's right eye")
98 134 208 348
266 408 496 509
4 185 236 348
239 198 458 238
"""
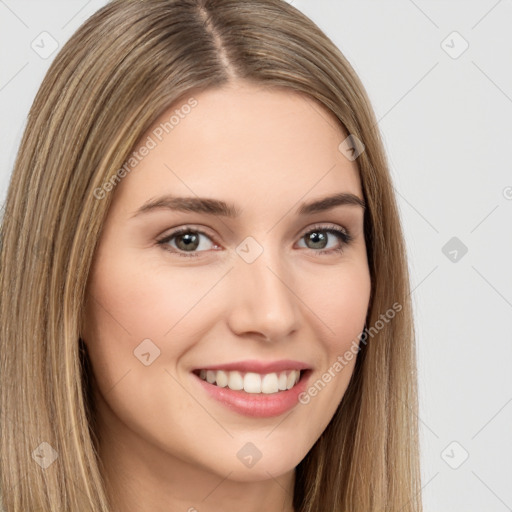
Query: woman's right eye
157 227 218 258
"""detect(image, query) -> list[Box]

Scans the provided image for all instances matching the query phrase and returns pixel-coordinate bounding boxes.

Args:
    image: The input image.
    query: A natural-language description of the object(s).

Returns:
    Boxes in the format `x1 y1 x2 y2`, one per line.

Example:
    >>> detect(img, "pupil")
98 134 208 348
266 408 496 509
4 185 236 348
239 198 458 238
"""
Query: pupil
307 231 327 249
177 232 199 251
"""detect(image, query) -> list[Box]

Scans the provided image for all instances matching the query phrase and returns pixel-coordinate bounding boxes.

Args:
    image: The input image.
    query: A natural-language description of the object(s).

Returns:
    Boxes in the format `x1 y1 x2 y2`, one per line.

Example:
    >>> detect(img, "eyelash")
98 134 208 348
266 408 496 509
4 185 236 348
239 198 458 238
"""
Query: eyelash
156 224 353 258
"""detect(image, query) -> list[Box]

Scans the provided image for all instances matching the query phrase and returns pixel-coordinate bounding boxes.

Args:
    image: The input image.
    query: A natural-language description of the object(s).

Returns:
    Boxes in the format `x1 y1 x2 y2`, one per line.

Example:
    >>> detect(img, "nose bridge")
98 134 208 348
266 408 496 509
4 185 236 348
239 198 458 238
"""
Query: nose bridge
228 239 300 340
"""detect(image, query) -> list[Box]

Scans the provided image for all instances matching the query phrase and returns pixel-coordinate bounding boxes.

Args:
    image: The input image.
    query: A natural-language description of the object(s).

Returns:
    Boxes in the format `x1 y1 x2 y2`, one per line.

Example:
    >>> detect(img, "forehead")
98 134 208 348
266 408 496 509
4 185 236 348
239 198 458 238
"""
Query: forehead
112 82 362 215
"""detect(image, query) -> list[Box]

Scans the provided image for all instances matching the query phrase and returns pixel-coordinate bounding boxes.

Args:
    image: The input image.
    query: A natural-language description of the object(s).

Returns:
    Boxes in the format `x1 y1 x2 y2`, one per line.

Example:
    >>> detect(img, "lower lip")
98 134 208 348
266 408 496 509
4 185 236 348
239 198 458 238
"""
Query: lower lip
192 370 312 418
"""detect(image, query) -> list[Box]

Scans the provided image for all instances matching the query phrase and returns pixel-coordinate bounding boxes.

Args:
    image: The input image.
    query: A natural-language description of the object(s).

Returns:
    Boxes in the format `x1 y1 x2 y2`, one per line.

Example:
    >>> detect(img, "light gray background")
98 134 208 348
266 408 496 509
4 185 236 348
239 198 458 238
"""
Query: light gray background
1 1 511 510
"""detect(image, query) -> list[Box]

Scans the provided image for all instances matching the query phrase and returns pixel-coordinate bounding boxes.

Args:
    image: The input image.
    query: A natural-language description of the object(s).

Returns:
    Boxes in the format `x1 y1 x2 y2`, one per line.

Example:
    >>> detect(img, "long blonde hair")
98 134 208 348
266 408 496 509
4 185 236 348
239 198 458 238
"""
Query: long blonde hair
0 1 422 510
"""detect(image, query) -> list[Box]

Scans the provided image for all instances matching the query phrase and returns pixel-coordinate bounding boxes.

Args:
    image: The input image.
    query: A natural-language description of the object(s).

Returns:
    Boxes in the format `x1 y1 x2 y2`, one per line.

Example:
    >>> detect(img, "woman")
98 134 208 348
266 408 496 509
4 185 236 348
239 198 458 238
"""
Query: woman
0 0 422 510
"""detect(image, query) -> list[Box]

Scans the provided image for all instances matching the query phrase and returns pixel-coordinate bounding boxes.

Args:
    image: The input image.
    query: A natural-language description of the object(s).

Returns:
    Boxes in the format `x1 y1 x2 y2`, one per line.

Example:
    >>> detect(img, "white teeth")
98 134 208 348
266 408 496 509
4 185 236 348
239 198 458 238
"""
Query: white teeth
215 370 228 387
197 369 302 394
261 373 279 394
278 372 288 391
286 372 296 390
228 371 243 391
244 372 261 393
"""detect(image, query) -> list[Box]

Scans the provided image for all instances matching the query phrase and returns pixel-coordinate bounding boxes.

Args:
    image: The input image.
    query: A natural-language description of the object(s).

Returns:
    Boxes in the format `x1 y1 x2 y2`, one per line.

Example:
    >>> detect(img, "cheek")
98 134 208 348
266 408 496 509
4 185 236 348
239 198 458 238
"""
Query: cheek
81 253 221 465
81 249 227 418
305 259 371 346
297 262 370 405
84 250 212 344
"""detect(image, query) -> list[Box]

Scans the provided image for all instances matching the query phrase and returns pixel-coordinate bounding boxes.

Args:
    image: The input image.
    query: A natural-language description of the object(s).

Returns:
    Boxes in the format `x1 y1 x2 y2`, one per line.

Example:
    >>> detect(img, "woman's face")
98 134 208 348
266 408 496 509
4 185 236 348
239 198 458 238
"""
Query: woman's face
83 81 371 485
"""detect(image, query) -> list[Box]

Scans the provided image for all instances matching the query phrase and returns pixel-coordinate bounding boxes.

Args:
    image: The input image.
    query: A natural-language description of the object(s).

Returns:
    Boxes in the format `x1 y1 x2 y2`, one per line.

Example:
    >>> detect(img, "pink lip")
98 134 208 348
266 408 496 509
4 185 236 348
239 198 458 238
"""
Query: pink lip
192 369 313 418
193 359 312 373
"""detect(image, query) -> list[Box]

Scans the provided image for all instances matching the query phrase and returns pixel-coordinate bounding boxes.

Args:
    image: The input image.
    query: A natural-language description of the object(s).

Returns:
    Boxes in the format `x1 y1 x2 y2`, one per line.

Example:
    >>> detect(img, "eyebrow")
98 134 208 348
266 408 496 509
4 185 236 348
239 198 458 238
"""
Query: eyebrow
130 191 366 219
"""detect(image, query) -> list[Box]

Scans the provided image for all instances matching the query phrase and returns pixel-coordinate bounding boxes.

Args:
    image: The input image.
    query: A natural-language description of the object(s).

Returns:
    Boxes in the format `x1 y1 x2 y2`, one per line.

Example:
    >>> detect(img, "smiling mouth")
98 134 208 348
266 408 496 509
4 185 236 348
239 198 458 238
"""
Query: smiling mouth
192 369 307 394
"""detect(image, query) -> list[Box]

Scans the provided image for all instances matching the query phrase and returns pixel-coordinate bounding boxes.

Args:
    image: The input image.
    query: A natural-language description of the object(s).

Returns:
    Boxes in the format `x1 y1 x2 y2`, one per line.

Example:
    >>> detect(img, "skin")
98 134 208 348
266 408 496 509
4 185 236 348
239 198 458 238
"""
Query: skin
82 80 371 512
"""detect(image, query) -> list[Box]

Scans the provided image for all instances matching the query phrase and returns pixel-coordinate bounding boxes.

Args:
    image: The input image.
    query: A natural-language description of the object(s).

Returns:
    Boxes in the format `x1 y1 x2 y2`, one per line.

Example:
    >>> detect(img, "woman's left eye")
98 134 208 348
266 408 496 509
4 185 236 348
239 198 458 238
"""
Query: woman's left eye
156 224 353 258
297 225 353 255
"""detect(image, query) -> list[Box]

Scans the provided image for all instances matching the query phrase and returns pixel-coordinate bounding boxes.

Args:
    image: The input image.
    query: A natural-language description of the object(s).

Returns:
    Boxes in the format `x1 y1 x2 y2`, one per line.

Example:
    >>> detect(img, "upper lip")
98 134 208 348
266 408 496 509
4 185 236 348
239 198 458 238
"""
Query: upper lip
193 359 312 374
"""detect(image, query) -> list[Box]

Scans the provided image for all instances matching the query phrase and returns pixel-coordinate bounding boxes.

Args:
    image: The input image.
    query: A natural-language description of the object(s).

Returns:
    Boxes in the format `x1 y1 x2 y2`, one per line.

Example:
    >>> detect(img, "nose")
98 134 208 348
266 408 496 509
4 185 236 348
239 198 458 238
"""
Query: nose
226 246 301 342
